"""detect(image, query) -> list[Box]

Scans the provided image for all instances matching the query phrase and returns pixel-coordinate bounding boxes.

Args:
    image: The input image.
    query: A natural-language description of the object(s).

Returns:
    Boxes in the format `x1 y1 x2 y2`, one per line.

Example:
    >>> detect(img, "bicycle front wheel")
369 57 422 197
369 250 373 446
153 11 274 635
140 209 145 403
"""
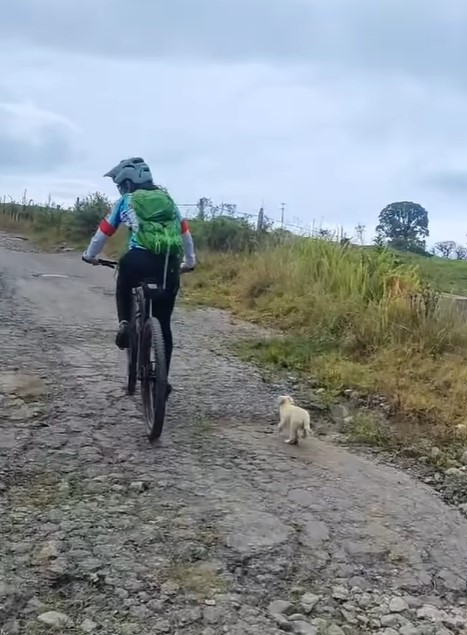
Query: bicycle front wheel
127 293 140 396
126 326 138 396
140 317 168 442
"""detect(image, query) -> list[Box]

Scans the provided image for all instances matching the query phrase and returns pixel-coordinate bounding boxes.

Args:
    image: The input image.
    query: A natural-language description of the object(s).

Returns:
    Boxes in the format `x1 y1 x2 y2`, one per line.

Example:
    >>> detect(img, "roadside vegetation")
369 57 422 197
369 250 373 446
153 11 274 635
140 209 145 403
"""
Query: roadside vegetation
3 193 467 457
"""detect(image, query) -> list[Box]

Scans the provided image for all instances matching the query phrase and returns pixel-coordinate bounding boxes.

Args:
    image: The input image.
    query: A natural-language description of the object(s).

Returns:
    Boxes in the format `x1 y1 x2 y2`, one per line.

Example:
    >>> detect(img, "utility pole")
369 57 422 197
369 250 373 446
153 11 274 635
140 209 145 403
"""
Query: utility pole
280 203 286 229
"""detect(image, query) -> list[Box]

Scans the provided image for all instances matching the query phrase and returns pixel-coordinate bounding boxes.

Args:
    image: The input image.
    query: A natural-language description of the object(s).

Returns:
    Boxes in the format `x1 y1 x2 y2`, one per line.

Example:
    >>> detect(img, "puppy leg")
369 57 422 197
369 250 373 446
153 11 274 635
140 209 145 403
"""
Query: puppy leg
285 421 299 445
303 413 312 437
278 411 289 434
277 417 285 433
300 421 311 438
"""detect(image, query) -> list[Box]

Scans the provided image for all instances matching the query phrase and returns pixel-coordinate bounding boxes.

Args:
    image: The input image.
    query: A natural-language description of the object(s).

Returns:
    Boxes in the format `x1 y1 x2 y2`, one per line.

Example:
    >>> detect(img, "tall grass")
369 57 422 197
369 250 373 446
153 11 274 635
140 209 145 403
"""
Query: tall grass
0 193 111 250
185 239 467 445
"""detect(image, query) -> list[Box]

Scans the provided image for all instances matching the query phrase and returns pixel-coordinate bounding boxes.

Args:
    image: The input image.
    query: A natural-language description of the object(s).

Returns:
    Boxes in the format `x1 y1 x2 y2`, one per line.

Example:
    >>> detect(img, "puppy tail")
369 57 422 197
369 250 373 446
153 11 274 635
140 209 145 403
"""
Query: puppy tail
304 417 312 437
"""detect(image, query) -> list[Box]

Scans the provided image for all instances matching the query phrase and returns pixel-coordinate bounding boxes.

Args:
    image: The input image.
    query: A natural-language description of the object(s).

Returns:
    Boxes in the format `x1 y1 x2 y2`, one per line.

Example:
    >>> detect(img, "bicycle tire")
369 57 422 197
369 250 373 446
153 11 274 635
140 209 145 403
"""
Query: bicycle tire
126 294 139 396
140 317 168 442
126 328 138 396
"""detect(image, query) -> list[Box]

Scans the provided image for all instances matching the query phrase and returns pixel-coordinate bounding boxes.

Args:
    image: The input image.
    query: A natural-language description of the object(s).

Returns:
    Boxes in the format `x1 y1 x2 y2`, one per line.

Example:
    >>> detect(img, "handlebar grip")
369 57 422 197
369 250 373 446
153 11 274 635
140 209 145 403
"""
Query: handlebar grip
98 258 118 268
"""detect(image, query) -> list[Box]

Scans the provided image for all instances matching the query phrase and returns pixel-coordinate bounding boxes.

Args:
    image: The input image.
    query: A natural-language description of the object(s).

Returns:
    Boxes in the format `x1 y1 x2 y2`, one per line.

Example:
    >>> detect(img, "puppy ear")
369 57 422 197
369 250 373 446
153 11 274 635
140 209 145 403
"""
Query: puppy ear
277 396 286 406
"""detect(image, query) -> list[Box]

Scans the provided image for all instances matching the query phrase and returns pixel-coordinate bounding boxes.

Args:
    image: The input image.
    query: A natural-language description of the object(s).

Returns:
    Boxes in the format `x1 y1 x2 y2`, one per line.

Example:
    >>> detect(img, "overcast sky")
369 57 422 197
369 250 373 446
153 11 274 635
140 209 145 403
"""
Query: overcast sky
1 0 467 242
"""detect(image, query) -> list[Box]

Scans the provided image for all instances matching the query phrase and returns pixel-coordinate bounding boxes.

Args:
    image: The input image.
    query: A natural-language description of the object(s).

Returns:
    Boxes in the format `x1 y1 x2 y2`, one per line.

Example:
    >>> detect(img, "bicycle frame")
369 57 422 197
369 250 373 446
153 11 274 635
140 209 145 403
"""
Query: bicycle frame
96 252 192 386
93 252 193 440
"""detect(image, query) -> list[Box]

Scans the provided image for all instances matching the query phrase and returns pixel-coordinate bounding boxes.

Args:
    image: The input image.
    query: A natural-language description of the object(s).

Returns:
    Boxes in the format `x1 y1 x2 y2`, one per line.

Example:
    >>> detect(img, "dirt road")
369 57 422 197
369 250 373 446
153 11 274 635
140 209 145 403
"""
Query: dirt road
1 232 467 635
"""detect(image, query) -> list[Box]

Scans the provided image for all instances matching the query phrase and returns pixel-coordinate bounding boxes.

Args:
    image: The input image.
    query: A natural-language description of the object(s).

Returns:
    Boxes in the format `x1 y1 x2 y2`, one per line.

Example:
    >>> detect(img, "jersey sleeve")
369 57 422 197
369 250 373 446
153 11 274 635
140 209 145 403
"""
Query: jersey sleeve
175 205 196 268
83 197 125 259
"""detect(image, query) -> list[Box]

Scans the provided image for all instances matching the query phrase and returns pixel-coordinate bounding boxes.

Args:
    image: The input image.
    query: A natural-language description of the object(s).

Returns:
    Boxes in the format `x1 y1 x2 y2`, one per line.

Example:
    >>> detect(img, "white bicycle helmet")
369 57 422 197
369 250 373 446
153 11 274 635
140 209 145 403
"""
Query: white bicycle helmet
104 157 153 187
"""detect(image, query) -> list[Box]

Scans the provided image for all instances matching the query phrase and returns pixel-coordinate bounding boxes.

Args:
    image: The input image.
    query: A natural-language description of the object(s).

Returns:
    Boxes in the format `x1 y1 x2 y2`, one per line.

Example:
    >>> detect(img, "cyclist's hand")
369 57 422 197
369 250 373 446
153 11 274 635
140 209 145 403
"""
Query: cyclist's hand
180 262 195 274
82 253 99 266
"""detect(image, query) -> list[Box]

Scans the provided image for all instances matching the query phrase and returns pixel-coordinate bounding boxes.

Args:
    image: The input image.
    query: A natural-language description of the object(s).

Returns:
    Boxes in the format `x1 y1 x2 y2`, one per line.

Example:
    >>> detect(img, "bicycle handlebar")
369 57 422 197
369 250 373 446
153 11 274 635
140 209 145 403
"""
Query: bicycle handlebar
95 258 194 273
98 258 118 269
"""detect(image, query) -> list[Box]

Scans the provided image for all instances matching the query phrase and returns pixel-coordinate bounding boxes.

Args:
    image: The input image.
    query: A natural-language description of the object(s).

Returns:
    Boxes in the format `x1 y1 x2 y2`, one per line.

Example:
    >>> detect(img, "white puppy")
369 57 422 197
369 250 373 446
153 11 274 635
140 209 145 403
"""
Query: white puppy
277 395 311 445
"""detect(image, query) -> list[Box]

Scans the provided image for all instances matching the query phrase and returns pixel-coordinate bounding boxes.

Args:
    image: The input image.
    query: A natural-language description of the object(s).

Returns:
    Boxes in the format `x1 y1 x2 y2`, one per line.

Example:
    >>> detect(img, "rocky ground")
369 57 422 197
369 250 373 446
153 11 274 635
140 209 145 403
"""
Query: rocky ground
1 231 467 635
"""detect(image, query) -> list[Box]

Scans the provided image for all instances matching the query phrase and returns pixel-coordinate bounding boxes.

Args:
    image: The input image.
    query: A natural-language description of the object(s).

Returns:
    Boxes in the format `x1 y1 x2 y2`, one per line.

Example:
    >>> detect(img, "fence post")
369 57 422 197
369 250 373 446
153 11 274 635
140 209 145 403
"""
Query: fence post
196 197 206 221
257 207 264 233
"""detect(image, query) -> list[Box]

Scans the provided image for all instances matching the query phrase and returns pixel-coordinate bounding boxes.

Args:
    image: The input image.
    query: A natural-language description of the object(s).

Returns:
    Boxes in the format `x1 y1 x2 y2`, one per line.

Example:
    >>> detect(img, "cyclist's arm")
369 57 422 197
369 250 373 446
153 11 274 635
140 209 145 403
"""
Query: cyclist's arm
83 197 125 260
175 205 196 268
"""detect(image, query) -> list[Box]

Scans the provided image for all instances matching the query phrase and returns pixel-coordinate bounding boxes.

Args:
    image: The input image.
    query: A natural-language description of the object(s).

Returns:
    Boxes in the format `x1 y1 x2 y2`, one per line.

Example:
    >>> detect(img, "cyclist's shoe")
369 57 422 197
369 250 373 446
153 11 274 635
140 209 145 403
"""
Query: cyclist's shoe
115 321 130 350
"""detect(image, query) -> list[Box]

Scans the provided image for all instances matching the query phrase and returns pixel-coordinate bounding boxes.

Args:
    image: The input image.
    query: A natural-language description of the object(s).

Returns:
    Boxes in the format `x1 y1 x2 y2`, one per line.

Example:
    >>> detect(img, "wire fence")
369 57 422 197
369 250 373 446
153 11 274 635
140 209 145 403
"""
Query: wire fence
0 192 350 243
178 201 348 242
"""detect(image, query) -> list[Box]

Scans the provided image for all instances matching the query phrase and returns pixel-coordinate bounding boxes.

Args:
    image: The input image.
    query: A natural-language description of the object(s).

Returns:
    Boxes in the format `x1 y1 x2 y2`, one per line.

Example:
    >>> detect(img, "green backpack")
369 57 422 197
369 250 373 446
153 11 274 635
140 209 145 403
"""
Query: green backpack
131 189 183 256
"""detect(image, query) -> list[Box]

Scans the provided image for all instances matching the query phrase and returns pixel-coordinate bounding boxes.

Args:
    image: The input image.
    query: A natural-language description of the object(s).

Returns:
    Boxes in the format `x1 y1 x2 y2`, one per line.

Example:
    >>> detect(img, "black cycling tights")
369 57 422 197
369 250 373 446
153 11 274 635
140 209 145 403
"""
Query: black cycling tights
116 249 180 373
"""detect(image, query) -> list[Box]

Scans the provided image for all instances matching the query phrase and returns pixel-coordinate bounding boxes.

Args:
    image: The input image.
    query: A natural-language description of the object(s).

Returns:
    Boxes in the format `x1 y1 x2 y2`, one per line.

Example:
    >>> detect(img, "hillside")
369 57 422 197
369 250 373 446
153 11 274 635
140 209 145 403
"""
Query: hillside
394 250 467 297
3 198 467 456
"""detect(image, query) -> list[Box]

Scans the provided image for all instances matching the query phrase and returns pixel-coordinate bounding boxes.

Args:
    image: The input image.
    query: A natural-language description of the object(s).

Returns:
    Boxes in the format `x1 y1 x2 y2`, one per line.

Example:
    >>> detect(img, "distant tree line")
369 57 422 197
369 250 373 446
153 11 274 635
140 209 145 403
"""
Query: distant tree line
373 200 467 260
433 240 467 260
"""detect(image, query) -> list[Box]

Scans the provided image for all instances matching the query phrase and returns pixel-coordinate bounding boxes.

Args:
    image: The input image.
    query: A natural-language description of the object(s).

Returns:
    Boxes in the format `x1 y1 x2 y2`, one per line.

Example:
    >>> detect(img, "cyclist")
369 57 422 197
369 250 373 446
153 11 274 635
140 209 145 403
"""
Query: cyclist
82 157 196 385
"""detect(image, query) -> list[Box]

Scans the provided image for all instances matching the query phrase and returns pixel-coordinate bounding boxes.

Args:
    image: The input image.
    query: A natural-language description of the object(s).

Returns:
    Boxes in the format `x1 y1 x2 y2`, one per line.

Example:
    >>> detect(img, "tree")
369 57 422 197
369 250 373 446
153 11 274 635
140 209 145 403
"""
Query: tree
373 233 385 251
222 203 237 217
435 240 456 259
316 227 334 240
455 245 467 260
196 197 210 221
376 201 429 252
196 198 237 220
354 223 366 245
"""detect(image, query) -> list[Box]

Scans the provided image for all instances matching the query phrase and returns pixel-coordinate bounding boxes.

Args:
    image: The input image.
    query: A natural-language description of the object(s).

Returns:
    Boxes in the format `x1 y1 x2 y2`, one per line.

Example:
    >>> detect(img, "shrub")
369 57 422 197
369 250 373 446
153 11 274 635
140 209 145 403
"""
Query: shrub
190 216 258 252
71 193 111 237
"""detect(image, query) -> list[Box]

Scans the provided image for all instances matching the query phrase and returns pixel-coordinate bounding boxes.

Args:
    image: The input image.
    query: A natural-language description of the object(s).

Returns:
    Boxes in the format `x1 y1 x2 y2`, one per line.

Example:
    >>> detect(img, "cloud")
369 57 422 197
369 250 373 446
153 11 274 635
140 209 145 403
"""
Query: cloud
0 0 315 62
0 101 80 173
2 0 467 90
424 171 467 194
0 1 467 244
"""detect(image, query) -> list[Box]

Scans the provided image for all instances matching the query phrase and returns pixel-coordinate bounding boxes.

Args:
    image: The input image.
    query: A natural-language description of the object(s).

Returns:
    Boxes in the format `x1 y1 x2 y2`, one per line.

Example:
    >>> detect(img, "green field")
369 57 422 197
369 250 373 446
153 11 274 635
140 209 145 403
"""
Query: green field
395 251 467 297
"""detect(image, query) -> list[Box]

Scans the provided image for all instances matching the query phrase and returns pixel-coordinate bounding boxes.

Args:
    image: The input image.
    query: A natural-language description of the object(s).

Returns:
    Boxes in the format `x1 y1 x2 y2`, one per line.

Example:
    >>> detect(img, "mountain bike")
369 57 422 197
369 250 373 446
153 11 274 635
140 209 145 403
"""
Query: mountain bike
97 256 190 442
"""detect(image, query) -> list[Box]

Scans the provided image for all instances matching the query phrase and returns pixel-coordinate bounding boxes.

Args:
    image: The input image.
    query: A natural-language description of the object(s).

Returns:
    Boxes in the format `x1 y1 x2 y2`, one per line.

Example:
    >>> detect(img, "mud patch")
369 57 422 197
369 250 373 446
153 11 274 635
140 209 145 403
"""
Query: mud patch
0 372 47 400
0 372 46 399
0 372 47 423
1 396 43 422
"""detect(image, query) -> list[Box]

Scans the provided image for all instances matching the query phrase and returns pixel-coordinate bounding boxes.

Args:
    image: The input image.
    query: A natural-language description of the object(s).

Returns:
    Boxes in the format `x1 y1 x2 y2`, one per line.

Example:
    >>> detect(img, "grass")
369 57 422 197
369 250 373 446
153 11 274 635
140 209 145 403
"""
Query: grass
184 241 467 452
0 193 118 253
6 472 59 510
0 202 85 250
163 562 228 598
0 202 130 260
4 197 467 453
344 411 393 447
393 250 467 297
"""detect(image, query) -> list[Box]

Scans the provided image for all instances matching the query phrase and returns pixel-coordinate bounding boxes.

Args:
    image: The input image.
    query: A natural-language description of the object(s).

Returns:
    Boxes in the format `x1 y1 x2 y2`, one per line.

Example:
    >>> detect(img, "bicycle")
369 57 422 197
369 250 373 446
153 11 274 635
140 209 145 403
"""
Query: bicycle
97 255 190 442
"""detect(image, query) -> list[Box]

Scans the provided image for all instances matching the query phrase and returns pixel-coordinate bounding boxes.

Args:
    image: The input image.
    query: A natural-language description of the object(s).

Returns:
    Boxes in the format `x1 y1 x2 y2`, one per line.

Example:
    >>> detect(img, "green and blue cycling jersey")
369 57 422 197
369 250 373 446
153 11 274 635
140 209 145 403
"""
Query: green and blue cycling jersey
84 190 196 266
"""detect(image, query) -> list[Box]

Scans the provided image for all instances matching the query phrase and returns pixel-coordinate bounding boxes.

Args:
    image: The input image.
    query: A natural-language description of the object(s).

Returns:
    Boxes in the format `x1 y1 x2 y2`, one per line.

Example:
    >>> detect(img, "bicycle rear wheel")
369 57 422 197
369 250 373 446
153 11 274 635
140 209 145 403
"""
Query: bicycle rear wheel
140 317 168 441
